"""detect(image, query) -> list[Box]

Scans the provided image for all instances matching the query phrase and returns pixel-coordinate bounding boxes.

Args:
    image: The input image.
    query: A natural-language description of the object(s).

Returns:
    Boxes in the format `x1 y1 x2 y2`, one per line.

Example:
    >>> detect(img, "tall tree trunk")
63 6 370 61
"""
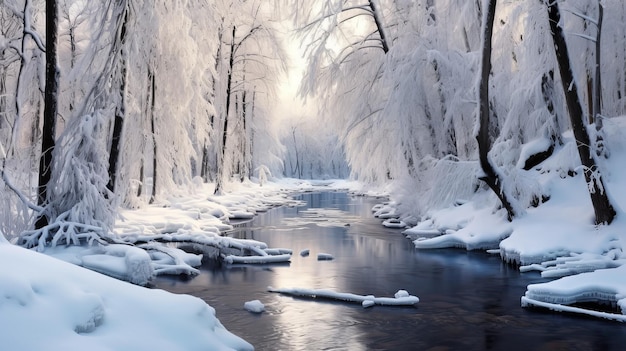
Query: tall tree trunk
200 144 209 182
36 0 58 229
215 25 236 195
546 0 616 225
594 1 606 157
107 4 129 194
149 69 157 204
249 90 256 175
241 86 248 182
476 0 517 221
0 68 6 129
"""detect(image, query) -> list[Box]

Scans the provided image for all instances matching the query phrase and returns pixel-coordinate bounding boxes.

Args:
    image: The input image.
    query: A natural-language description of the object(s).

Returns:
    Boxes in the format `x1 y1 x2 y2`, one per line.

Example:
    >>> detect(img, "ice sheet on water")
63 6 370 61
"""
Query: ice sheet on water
281 208 360 228
522 264 626 321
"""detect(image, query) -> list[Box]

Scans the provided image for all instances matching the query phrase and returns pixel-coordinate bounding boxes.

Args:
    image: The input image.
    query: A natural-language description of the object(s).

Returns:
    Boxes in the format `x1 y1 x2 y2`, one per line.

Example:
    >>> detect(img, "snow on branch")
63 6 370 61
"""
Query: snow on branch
18 210 110 251
1 169 43 213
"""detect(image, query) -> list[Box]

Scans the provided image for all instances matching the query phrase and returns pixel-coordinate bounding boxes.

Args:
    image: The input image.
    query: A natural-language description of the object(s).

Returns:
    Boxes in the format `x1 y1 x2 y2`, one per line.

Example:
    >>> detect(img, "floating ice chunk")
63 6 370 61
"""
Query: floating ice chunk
382 218 406 228
244 300 265 313
300 249 310 257
317 253 334 260
268 286 419 307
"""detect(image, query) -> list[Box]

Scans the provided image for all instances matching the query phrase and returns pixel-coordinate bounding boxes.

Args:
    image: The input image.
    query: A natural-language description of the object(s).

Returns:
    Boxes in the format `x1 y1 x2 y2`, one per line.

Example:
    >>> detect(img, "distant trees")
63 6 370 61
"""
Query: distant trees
213 0 286 194
281 114 350 179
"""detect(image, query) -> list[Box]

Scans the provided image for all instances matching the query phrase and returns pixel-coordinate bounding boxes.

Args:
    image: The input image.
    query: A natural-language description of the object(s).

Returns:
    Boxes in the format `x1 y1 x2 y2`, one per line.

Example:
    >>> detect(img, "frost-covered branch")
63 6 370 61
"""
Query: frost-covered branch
1 169 43 213
21 0 45 52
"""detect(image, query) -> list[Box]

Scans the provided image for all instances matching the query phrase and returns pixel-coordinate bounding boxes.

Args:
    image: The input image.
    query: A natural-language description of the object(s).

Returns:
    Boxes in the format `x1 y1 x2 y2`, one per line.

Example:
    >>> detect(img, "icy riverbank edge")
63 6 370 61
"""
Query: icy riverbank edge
387 117 626 321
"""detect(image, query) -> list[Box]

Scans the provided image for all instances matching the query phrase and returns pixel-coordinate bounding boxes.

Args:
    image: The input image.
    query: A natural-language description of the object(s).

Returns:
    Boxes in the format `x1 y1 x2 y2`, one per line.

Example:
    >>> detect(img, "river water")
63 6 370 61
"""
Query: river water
154 191 626 350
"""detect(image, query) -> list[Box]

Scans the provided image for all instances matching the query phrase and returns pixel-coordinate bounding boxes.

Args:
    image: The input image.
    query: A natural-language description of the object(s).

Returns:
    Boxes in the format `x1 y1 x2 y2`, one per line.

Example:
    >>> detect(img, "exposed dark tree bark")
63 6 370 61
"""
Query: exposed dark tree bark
107 3 130 194
215 25 237 195
368 0 389 53
546 0 616 225
593 1 606 157
36 0 59 229
240 86 248 182
149 69 157 204
476 0 517 221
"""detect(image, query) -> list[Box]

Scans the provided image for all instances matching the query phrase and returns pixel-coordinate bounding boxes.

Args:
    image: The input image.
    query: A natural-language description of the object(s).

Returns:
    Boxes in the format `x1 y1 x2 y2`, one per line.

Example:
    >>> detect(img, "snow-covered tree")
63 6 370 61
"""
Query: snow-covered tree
545 0 615 224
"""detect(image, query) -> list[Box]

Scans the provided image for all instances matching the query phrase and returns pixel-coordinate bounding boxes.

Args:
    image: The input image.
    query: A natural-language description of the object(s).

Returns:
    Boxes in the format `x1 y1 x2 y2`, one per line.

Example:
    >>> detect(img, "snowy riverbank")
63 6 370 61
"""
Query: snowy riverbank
0 178 360 350
399 116 626 321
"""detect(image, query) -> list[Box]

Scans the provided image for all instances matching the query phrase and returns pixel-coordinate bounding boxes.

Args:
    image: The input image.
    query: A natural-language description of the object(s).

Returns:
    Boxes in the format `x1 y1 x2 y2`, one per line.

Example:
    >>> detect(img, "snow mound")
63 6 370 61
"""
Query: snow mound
0 244 252 350
394 289 410 298
244 300 265 313
411 200 512 250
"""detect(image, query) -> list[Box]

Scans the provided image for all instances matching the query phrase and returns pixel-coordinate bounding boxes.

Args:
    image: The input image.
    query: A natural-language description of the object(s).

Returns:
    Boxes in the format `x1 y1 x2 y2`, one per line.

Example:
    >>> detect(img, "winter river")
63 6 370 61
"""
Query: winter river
154 191 626 350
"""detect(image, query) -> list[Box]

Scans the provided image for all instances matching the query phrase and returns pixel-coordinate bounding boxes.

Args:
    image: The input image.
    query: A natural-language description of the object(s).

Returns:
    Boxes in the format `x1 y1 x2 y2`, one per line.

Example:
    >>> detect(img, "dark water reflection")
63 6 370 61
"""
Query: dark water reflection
154 191 626 351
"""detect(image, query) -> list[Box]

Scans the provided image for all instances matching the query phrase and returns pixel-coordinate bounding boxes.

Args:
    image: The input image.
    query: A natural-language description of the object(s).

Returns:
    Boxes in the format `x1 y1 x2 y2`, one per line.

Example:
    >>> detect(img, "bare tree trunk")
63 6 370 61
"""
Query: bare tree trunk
476 0 517 221
215 25 236 195
149 70 157 204
594 1 606 157
200 144 209 182
249 90 256 175
36 0 58 229
107 3 130 194
240 86 248 182
547 0 615 225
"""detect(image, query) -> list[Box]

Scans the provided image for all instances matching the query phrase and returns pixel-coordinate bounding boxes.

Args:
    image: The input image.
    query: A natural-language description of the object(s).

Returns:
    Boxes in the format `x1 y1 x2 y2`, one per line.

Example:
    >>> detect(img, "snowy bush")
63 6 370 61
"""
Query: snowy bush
19 111 116 249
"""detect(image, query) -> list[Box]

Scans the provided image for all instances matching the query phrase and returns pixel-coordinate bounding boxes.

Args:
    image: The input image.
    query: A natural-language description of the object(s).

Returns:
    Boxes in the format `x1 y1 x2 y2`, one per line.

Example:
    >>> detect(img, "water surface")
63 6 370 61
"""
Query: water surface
155 191 626 350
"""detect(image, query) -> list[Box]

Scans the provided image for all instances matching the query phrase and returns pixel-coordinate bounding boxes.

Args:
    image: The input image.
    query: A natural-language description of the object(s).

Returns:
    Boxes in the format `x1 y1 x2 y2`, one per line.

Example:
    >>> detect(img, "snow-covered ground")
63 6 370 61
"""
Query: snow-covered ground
402 116 626 321
0 178 359 350
0 242 253 351
6 113 626 351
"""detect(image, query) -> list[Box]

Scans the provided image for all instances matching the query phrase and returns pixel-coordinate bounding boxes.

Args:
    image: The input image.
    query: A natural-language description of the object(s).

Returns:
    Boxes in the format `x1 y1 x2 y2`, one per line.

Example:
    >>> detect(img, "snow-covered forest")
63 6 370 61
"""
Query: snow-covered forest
2 0 625 237
3 0 626 348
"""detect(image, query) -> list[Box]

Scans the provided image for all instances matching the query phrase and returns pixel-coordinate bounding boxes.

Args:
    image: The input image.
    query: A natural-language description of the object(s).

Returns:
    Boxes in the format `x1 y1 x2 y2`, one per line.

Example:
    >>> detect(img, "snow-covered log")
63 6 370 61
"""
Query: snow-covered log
223 253 291 264
267 287 419 307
